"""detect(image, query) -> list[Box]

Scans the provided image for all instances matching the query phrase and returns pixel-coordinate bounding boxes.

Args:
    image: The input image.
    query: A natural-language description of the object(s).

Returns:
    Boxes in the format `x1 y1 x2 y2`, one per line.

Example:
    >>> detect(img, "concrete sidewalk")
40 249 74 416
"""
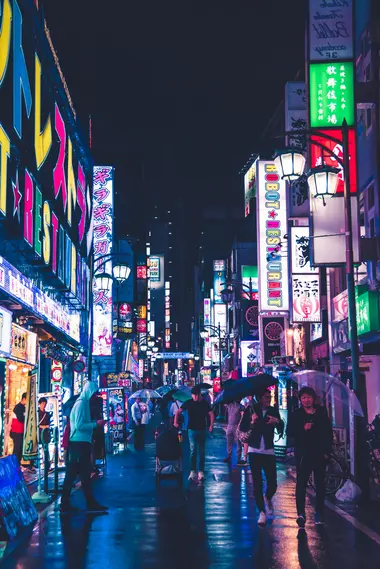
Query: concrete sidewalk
2 423 380 569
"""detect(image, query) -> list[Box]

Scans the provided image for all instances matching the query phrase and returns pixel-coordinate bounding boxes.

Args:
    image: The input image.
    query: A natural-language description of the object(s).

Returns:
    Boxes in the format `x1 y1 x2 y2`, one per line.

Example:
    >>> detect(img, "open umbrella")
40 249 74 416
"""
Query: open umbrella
216 374 278 404
172 387 192 403
129 389 162 400
197 382 213 390
156 385 177 396
293 370 364 417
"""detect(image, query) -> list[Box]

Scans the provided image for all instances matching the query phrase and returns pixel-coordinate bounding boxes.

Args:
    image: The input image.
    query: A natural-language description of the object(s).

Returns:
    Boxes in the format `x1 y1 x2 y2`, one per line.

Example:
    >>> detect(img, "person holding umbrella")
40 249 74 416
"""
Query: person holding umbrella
287 386 333 527
174 385 214 482
246 389 284 526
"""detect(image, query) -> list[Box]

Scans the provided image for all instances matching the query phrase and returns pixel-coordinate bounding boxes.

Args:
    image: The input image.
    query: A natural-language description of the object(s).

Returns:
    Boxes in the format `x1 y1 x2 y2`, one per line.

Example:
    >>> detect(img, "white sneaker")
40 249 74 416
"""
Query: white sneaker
198 471 205 481
258 511 267 526
265 497 274 517
188 470 198 481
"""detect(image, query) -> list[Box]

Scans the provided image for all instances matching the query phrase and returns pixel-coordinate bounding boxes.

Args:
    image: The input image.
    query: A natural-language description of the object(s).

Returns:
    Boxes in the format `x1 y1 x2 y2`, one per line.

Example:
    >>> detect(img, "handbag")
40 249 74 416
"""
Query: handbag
236 407 254 444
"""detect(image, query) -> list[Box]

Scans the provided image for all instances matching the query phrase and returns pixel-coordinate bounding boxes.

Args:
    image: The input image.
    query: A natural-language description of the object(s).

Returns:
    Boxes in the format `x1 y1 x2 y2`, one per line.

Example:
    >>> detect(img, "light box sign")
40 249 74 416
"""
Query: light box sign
310 128 357 194
0 306 12 358
241 340 261 377
93 166 114 356
311 322 323 342
285 82 307 150
291 226 319 274
0 257 80 342
204 298 211 326
309 62 355 128
257 161 289 312
241 266 258 299
0 0 92 308
149 257 160 281
262 316 285 365
356 291 380 336
213 260 226 304
309 0 353 62
292 274 321 323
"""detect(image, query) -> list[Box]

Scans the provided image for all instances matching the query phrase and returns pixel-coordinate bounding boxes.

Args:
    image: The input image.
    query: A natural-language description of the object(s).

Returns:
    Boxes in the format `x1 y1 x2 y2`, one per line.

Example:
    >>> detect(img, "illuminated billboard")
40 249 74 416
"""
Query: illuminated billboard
309 62 355 128
257 161 289 312
213 260 226 304
292 275 321 323
149 258 160 281
93 167 114 356
309 0 353 62
241 266 258 299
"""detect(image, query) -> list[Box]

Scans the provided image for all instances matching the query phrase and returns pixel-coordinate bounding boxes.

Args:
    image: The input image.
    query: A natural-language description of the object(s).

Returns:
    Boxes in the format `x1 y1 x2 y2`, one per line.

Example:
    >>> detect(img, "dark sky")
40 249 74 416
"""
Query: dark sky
45 0 306 232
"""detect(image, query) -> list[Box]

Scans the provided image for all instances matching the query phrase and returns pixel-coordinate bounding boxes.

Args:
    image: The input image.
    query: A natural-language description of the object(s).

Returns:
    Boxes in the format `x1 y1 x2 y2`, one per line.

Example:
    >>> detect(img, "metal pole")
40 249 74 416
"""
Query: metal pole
218 323 222 388
342 119 360 391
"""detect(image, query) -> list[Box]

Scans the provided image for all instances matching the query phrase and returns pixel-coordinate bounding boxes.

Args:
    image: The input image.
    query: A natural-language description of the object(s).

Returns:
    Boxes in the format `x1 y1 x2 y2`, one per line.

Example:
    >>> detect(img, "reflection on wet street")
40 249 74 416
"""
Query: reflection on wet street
4 427 380 569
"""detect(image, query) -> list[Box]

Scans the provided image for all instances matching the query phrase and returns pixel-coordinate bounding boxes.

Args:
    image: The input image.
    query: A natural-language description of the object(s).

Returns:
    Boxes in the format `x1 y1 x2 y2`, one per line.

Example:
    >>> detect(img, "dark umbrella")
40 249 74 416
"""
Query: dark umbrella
62 395 79 417
216 374 278 404
197 382 213 390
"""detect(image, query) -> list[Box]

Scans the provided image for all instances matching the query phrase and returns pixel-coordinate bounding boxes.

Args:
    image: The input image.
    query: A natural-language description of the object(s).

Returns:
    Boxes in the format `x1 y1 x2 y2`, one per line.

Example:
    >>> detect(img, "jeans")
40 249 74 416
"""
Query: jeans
296 456 326 517
188 429 206 471
61 441 94 505
134 424 145 450
226 425 242 458
249 453 278 513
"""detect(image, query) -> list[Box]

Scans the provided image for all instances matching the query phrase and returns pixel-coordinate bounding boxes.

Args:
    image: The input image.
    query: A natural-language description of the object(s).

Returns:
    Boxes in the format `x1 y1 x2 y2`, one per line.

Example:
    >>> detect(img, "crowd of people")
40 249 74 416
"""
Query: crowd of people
9 381 333 526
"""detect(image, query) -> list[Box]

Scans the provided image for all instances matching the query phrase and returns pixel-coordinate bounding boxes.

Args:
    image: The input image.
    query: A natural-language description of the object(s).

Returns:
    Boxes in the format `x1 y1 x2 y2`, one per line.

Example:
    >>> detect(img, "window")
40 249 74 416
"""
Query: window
365 62 371 82
370 217 375 237
366 108 372 131
368 183 375 210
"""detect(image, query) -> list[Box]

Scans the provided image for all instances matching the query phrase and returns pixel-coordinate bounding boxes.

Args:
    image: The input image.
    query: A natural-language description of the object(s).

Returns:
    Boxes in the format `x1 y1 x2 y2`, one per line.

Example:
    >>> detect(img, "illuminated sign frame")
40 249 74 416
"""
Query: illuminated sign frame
257 161 289 312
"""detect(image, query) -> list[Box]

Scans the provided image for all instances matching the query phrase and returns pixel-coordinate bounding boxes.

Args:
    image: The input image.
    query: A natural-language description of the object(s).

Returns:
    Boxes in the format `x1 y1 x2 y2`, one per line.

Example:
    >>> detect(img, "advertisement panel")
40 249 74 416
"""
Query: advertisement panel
242 301 259 341
23 369 38 461
214 304 227 333
291 226 319 274
108 388 125 443
309 0 353 61
257 161 289 312
149 258 160 281
241 266 258 299
311 322 323 342
93 166 114 356
310 128 357 195
244 158 258 217
204 298 211 326
262 317 285 365
356 291 380 336
285 82 307 149
0 306 12 358
310 195 360 265
113 303 134 338
213 260 226 304
309 62 355 128
241 341 261 377
292 274 321 323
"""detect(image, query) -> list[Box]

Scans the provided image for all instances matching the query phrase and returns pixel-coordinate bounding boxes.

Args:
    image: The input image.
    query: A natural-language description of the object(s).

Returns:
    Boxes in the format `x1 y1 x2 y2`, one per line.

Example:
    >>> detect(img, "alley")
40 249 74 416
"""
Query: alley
3 426 380 569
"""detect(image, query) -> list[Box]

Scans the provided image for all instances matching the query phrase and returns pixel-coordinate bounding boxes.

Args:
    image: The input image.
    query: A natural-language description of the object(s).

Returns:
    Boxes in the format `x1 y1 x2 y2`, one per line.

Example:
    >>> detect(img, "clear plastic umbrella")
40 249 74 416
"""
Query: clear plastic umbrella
292 370 364 417
129 389 162 400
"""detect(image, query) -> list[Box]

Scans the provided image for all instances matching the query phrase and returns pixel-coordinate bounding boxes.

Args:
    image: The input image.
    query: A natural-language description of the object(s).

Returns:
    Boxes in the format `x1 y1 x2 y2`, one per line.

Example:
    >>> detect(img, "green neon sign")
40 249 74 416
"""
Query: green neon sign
309 62 355 128
356 291 380 336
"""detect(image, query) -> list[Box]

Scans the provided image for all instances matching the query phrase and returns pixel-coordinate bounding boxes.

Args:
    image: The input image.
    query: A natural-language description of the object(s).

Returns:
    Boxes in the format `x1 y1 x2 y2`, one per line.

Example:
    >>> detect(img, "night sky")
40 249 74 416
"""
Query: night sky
45 0 306 236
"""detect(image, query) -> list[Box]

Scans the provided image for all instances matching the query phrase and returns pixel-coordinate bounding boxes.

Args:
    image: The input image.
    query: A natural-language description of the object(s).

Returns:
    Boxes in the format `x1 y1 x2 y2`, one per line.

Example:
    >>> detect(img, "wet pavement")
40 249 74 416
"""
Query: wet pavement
3 422 380 569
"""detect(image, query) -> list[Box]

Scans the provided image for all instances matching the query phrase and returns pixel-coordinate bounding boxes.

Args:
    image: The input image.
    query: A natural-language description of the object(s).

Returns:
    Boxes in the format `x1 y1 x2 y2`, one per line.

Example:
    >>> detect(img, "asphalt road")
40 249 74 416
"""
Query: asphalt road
3 421 380 569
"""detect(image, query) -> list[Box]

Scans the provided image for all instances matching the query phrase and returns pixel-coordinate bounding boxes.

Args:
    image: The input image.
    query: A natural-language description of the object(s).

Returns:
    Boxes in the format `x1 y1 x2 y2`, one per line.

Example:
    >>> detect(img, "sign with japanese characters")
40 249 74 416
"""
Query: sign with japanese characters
292 274 321 323
291 227 319 274
213 260 227 304
309 62 354 127
149 257 160 281
309 0 353 62
108 388 125 443
23 369 38 461
257 161 289 312
93 166 114 356
285 82 307 149
356 291 380 336
310 128 357 194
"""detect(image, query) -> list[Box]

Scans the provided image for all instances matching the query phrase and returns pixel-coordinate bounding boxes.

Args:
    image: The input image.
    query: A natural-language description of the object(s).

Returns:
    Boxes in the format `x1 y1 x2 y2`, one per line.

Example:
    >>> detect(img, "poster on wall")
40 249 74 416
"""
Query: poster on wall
257 161 289 312
262 317 285 365
23 370 38 461
309 0 353 61
93 166 114 356
108 388 125 443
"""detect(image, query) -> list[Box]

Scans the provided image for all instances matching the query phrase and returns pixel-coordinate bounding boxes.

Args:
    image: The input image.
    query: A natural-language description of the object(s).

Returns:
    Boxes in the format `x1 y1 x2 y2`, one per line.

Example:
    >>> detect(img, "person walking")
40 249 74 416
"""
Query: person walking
287 386 333 527
131 397 147 450
223 400 244 466
247 389 284 526
10 393 35 472
174 385 214 482
60 382 107 513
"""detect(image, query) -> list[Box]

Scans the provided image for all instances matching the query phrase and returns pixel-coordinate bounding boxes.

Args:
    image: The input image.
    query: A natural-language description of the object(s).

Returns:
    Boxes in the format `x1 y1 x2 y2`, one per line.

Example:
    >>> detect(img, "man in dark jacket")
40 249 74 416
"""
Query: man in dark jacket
246 389 284 526
287 386 333 527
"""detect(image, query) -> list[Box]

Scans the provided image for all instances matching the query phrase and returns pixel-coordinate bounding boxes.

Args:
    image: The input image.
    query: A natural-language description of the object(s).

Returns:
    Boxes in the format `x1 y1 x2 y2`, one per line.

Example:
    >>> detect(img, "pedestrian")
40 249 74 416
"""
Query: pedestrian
10 392 35 472
287 386 333 528
60 382 107 513
38 397 51 473
174 385 214 482
223 400 244 466
131 397 147 450
247 389 284 526
240 396 253 463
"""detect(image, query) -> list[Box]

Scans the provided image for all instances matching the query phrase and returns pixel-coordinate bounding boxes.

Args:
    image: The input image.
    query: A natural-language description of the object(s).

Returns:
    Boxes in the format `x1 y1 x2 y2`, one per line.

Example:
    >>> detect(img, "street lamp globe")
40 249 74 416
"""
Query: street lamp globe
200 329 209 339
148 339 155 348
274 149 306 181
152 346 159 353
95 272 113 291
140 344 148 352
113 263 131 283
307 166 340 204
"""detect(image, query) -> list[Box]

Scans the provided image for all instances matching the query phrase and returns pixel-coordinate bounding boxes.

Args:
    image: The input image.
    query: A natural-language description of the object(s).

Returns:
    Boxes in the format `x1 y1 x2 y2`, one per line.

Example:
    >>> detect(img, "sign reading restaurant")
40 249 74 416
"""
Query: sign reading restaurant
0 0 92 309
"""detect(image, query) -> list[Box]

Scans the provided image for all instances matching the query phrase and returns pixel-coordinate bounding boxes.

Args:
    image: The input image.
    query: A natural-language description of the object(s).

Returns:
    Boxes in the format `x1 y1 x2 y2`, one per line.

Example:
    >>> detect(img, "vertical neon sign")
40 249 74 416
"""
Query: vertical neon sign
92 166 113 356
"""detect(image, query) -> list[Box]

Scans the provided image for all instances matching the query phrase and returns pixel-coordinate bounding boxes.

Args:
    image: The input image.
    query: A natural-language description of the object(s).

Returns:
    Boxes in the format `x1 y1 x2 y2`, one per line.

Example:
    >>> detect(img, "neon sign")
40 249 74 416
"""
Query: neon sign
257 161 289 312
0 0 91 310
93 166 113 356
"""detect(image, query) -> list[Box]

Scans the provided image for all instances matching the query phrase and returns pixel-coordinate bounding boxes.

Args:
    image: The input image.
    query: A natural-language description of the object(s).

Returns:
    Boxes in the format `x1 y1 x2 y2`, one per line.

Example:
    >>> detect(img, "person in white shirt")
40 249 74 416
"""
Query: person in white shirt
169 399 188 430
131 398 148 450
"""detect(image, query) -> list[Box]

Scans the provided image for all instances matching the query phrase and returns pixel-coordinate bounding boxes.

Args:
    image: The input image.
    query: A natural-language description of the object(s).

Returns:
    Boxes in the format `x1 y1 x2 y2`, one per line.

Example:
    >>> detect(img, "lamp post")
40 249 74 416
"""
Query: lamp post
200 323 224 387
273 121 360 393
88 253 131 383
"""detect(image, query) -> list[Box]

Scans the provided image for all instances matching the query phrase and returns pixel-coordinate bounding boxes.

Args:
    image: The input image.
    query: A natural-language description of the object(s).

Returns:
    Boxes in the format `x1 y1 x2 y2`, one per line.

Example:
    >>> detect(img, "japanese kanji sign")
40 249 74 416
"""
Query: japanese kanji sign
23 370 38 460
292 274 321 323
309 62 354 128
93 166 114 356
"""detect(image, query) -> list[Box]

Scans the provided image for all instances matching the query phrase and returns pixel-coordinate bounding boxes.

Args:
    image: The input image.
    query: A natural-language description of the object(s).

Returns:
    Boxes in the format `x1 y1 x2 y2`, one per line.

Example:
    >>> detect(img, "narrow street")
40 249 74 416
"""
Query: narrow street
3 424 380 569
